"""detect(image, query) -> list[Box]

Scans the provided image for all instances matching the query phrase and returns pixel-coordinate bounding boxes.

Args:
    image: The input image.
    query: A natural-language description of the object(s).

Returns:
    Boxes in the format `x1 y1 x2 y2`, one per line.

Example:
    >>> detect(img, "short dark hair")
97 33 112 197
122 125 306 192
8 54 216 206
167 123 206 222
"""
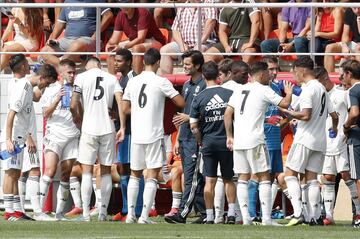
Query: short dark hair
293 56 314 71
85 56 101 66
202 61 219 81
263 56 279 65
182 50 204 70
59 59 76 68
250 62 268 76
9 54 27 73
314 66 329 80
231 60 249 73
116 48 133 64
36 64 58 83
144 48 161 65
218 58 233 73
342 60 360 80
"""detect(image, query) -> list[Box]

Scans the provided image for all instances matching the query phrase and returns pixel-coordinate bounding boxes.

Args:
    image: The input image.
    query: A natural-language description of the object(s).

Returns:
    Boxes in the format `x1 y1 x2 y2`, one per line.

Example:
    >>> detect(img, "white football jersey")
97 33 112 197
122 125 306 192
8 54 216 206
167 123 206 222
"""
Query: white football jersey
123 71 179 144
1 78 33 143
221 80 238 91
293 80 334 153
228 81 283 150
41 81 80 138
74 68 122 136
325 86 348 155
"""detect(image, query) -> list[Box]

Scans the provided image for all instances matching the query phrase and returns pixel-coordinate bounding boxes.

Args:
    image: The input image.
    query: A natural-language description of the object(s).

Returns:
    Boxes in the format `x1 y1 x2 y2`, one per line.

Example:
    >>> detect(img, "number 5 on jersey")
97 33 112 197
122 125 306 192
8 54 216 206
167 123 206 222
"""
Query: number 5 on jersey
94 77 104 100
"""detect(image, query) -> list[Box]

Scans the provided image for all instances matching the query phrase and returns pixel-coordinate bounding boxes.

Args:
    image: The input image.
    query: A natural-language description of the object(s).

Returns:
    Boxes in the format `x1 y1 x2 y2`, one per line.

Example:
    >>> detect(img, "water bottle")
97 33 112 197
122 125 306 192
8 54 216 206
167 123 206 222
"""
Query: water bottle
0 144 26 160
61 83 71 109
278 80 302 96
329 129 337 138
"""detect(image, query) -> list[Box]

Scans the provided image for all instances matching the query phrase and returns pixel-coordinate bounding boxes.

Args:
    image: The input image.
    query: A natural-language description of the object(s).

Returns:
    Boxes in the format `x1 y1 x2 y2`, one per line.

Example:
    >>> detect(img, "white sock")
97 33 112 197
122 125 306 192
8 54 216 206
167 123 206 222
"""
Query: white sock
234 180 242 222
127 176 140 218
323 180 335 219
69 177 82 209
96 189 101 209
237 180 251 222
214 178 225 219
81 173 93 218
259 181 272 222
18 176 27 212
92 178 98 206
301 184 310 221
228 203 236 217
100 174 112 217
27 176 41 214
171 192 182 209
39 175 52 211
271 180 279 209
283 188 291 200
4 194 14 214
284 176 302 217
13 195 22 212
56 181 70 215
345 180 360 215
206 208 214 222
140 178 158 220
307 180 320 220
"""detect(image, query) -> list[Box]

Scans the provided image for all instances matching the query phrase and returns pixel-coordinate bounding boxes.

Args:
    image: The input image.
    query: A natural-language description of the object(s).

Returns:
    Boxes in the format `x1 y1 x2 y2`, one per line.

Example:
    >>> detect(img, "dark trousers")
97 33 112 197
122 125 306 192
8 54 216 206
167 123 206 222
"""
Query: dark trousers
178 139 206 218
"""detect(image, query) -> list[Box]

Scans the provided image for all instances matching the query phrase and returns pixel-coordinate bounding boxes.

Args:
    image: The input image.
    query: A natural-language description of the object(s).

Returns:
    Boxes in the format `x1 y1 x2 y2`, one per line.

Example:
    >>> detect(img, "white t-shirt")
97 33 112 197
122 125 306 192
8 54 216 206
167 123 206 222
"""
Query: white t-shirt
123 71 179 144
326 86 348 155
41 81 80 138
74 68 122 136
1 78 33 143
221 80 238 91
228 81 283 150
293 80 334 153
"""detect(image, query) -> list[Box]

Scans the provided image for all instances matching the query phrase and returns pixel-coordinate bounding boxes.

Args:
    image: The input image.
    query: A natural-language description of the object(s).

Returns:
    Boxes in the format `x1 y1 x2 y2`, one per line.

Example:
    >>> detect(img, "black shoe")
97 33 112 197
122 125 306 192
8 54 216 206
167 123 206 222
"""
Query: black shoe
22 214 35 221
191 215 206 224
309 217 324 226
164 213 186 224
205 220 214 224
252 216 262 225
226 216 235 224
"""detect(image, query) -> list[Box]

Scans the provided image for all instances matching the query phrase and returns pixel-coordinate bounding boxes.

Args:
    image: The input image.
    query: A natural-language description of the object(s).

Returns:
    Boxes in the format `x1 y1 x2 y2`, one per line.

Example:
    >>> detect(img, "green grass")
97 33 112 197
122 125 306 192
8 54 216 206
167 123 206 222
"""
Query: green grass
0 217 359 239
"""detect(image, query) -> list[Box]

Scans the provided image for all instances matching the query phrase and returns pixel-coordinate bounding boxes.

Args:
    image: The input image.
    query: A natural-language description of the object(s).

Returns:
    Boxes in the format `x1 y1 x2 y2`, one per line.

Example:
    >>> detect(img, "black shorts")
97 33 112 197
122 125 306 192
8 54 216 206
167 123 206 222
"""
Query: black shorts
202 150 234 180
348 144 360 179
213 38 261 54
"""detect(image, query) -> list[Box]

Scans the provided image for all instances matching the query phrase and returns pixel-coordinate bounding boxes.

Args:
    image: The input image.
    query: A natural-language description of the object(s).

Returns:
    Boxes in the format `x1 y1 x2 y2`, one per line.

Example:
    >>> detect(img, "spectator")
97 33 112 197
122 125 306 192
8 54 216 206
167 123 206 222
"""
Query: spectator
154 0 185 29
259 0 288 40
260 0 311 58
0 0 43 71
324 7 360 73
205 0 261 64
106 6 166 74
309 0 343 66
40 0 113 66
160 0 218 74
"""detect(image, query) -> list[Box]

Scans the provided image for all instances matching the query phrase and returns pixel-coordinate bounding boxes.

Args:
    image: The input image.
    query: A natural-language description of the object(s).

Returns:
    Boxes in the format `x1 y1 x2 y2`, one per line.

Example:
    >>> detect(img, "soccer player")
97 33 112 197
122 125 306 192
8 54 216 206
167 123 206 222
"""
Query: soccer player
224 61 293 225
165 50 207 224
70 57 124 221
342 60 360 228
1 56 58 221
122 48 185 224
189 61 236 224
39 59 80 220
316 66 360 225
111 48 145 221
282 57 339 226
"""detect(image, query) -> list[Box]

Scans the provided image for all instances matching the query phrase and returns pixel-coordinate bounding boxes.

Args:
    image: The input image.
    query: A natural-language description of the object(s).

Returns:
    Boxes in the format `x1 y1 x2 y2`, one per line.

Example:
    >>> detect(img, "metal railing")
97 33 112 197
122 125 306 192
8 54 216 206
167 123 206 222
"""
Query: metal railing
0 2 360 61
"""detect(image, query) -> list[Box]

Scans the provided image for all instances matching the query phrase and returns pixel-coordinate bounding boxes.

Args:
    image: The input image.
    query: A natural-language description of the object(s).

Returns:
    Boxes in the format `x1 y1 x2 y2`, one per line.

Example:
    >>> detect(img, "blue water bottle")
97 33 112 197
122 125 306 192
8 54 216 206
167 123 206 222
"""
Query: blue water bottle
0 144 26 160
329 129 337 138
61 83 71 109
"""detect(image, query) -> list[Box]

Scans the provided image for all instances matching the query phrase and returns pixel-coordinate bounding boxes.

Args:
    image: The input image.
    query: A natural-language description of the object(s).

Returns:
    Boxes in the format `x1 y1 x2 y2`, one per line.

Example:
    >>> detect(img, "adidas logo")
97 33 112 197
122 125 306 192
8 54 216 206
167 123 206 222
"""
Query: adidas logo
205 94 227 111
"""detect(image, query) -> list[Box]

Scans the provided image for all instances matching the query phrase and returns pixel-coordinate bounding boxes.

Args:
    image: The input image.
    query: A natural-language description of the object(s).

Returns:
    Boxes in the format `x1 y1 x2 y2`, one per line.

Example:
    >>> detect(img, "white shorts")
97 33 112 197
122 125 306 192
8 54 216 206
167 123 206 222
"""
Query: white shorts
1 137 26 171
130 138 166 171
21 149 40 173
44 130 79 161
78 132 115 166
322 151 350 175
233 144 270 174
286 143 325 174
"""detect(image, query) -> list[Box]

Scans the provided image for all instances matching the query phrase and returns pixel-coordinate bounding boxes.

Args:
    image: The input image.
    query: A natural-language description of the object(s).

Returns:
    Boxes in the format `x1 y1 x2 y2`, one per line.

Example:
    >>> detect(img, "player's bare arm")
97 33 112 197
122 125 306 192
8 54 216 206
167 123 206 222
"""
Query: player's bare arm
277 80 293 109
329 111 339 135
121 99 131 115
284 108 312 122
190 121 202 146
70 91 82 128
43 87 64 119
344 105 360 135
224 106 234 151
33 87 43 102
171 95 186 109
172 112 189 126
115 91 125 143
26 134 37 154
5 110 16 153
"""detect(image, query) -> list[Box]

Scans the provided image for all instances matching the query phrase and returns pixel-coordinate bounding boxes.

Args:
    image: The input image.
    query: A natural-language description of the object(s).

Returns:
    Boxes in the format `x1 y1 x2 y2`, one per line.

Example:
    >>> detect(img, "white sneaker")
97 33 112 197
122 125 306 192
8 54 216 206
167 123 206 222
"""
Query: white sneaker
214 216 224 224
72 215 91 222
55 213 69 221
34 212 57 221
138 217 156 224
90 207 99 217
125 215 137 224
98 213 107 221
262 219 282 226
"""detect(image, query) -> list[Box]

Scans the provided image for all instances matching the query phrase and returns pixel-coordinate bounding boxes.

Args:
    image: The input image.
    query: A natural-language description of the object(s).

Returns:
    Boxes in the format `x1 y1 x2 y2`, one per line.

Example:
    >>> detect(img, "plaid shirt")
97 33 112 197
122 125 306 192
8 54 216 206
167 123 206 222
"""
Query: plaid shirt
171 0 218 49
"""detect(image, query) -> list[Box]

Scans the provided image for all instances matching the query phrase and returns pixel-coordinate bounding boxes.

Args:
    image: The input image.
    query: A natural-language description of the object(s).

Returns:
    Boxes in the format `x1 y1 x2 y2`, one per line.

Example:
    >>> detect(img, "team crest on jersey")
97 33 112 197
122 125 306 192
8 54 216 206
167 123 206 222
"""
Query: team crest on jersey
185 87 189 95
195 86 200 95
15 100 22 110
